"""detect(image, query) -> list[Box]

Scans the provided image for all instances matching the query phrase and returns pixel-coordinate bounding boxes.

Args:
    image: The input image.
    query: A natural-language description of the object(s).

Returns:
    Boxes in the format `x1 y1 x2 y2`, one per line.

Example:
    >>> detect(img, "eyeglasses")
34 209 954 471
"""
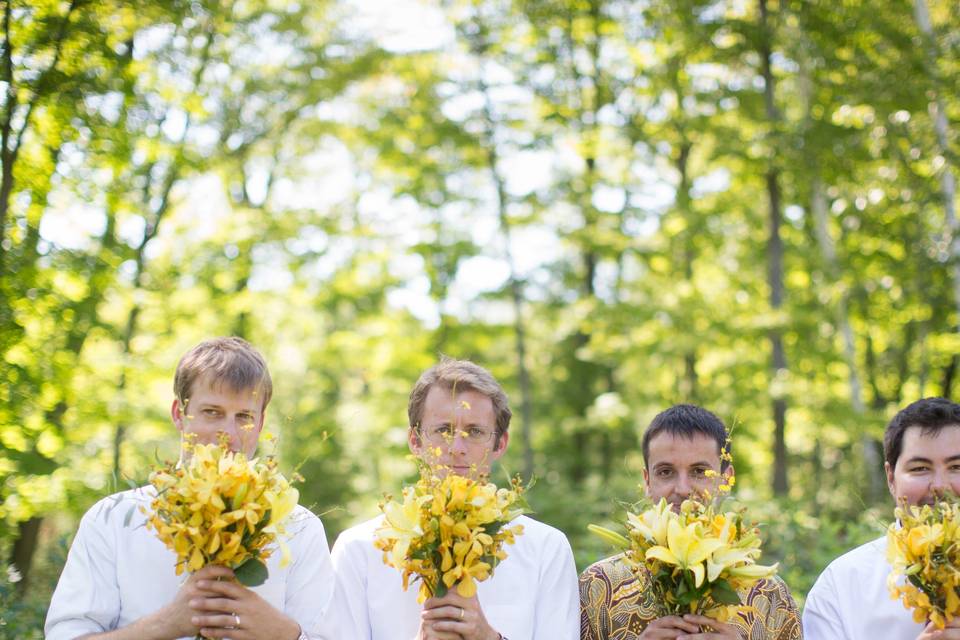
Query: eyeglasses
421 424 497 446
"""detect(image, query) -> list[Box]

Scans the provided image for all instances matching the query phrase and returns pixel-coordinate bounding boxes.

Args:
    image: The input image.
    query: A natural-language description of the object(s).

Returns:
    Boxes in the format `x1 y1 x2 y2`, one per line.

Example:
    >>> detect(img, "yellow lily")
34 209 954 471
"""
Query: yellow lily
646 519 725 587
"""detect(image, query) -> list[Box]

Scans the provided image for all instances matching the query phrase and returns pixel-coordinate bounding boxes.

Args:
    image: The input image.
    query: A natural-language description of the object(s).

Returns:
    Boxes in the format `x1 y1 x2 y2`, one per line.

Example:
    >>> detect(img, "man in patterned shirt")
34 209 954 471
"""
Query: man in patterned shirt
579 404 801 640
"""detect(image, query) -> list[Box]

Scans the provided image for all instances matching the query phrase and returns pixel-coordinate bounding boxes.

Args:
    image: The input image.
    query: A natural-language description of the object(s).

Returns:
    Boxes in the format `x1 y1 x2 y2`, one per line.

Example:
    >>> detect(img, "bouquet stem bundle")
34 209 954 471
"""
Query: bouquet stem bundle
144 438 300 586
590 497 777 622
374 472 527 603
887 499 960 629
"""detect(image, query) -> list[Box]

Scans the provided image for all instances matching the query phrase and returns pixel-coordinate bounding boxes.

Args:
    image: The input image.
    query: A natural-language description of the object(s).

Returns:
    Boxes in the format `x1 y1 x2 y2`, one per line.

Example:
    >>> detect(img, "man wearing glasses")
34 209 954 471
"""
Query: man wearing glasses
330 358 579 640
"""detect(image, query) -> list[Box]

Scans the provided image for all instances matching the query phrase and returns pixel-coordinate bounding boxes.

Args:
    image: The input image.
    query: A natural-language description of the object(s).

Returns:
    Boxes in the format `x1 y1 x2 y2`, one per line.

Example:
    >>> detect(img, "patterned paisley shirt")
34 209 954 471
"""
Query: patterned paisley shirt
579 553 802 640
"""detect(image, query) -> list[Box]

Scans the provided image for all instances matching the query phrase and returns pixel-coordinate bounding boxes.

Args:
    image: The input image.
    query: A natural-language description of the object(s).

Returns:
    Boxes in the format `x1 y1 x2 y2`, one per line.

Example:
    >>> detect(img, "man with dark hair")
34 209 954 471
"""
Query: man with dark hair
331 357 580 640
45 337 336 640
580 404 801 640
804 397 960 640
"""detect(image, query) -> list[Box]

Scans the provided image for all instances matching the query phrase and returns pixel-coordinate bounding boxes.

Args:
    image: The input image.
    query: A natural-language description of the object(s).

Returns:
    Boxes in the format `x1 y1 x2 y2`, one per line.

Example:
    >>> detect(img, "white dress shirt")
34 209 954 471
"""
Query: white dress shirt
330 514 580 640
803 535 925 640
45 487 337 640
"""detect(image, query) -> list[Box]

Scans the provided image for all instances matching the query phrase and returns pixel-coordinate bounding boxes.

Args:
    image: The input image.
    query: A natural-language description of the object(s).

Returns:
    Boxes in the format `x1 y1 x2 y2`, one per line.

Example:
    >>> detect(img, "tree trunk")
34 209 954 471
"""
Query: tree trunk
0 0 79 274
110 28 212 474
944 355 958 398
464 15 536 480
913 0 960 332
759 0 789 496
9 517 42 596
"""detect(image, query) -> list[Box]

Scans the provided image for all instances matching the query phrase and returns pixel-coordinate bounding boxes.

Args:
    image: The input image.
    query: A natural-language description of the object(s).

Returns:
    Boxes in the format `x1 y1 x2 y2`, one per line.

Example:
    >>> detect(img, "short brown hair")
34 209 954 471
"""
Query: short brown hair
408 358 511 443
173 337 273 411
642 404 731 471
884 397 960 468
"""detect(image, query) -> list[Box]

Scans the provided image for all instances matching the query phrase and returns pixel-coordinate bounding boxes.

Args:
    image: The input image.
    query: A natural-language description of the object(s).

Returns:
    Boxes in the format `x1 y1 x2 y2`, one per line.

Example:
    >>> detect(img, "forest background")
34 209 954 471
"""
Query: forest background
1 0 958 635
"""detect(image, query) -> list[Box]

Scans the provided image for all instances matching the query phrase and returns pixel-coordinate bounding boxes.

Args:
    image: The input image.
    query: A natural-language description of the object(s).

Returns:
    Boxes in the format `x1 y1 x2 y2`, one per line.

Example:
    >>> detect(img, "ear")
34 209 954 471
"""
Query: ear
642 467 651 496
490 429 509 461
723 464 735 481
408 426 423 456
255 408 267 435
885 461 897 500
171 399 185 432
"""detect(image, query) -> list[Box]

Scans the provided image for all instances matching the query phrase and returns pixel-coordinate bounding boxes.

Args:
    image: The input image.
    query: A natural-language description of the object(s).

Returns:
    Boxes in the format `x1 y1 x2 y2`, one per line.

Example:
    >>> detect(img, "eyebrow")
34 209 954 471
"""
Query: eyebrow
903 456 960 464
195 403 255 413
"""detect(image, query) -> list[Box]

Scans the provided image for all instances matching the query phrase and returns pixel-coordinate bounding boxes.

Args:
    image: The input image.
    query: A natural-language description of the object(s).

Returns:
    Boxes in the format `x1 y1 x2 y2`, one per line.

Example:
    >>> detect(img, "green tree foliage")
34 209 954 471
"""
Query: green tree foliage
1 0 958 628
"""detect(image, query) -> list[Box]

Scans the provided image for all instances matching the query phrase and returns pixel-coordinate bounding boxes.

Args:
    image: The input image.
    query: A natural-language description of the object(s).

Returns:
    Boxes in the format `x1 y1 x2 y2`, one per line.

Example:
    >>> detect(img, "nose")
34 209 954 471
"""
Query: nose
675 473 692 497
930 469 949 494
448 429 469 455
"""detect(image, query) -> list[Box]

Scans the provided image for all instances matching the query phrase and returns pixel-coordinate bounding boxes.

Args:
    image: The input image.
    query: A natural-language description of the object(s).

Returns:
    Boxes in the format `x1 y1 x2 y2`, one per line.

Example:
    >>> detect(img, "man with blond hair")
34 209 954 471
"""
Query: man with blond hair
331 357 580 640
46 337 336 640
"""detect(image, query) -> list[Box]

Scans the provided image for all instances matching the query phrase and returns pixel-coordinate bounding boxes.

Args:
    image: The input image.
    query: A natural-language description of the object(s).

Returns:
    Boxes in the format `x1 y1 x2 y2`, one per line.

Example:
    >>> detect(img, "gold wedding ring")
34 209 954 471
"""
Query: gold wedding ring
459 607 465 620
233 613 241 628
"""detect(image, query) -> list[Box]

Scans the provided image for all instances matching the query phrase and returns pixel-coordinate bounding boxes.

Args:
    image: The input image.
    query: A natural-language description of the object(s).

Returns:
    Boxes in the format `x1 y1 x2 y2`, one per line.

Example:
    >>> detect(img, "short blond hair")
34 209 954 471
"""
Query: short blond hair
173 337 272 410
408 358 511 443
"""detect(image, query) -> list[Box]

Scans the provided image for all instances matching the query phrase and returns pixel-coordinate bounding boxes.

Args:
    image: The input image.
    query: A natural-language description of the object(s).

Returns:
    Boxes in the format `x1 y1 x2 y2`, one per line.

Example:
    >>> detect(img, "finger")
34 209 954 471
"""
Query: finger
199 627 250 640
649 616 701 633
189 596 239 613
196 578 248 599
190 612 239 629
191 565 237 581
422 594 461 609
421 622 464 640
682 614 735 629
421 605 467 621
429 619 471 634
640 629 683 640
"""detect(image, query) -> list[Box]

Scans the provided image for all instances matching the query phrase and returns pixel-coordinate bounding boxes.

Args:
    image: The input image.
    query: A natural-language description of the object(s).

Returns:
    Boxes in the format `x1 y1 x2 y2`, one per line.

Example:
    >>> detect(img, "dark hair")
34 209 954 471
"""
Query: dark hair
884 397 960 467
641 404 731 469
174 337 273 411
408 357 511 445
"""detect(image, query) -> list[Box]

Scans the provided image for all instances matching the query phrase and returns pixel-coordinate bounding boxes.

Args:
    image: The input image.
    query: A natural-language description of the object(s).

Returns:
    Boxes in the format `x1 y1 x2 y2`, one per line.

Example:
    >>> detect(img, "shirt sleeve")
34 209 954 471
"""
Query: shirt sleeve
533 529 580 640
578 565 611 640
763 576 803 640
44 499 122 639
283 511 339 639
330 530 373 640
802 568 846 640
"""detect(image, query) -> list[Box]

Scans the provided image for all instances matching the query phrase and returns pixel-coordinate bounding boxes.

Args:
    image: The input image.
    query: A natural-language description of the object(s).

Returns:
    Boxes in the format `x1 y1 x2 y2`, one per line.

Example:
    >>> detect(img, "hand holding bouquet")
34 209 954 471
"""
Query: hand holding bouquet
887 499 960 629
590 496 778 621
374 472 527 603
143 436 300 587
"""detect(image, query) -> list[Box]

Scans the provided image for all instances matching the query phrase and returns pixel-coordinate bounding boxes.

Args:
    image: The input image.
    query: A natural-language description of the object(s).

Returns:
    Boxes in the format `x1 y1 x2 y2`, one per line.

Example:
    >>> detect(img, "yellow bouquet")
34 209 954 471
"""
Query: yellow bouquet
887 499 960 629
144 438 300 588
590 497 778 621
374 472 528 603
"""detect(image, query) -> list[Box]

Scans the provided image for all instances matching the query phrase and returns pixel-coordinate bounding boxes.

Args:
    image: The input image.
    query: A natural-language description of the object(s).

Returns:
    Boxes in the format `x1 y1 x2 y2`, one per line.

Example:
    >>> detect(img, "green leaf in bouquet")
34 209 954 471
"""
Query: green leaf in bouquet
234 557 269 586
677 587 700 606
710 579 742 606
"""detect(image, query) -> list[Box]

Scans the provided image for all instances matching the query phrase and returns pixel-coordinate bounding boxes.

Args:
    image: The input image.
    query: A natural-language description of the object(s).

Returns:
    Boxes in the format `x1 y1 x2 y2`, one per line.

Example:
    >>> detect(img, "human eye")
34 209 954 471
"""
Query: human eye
655 467 674 478
692 467 709 478
431 425 453 438
467 427 487 440
908 465 930 473
237 413 255 425
202 408 222 418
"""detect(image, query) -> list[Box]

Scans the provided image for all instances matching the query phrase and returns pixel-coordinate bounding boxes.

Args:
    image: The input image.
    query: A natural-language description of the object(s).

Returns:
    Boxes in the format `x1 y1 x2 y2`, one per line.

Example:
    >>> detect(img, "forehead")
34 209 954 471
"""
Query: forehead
898 425 960 462
646 431 721 467
188 374 262 410
422 385 495 421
